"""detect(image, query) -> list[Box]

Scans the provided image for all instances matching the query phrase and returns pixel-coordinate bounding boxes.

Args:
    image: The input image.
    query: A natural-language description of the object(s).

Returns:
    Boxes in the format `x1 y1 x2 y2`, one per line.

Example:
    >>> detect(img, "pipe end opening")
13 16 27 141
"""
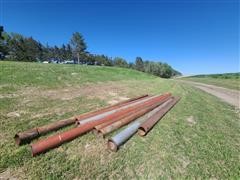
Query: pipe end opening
138 128 146 136
75 121 81 126
14 134 21 145
107 140 118 152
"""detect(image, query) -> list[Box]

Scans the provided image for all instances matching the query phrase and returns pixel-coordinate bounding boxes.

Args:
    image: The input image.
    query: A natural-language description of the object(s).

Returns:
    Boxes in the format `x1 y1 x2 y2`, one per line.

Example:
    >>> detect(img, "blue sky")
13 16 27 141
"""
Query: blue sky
1 0 239 74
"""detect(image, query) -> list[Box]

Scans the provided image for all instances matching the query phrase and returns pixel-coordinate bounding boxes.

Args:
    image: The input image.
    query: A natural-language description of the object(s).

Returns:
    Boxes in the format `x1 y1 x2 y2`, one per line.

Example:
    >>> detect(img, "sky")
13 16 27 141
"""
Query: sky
1 0 239 75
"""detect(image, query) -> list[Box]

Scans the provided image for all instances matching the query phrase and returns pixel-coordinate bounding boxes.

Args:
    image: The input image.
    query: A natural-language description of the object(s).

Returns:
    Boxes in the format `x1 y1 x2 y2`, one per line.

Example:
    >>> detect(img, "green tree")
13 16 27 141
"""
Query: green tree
92 54 113 66
25 37 43 61
59 44 66 61
141 59 181 78
0 32 10 59
128 62 135 69
6 33 43 62
70 32 87 64
66 44 72 60
158 63 173 78
42 43 55 61
135 56 144 72
113 57 128 68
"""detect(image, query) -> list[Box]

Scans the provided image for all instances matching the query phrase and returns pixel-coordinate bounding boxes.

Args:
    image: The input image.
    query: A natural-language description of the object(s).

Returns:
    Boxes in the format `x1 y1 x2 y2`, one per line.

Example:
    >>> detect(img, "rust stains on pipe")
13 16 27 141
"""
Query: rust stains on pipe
37 118 76 135
31 125 91 156
93 98 155 130
14 128 39 145
14 117 76 145
77 95 162 126
15 95 148 145
98 96 172 137
90 93 171 130
31 107 140 156
138 96 180 136
76 95 155 125
31 93 171 156
107 98 174 151
75 94 149 122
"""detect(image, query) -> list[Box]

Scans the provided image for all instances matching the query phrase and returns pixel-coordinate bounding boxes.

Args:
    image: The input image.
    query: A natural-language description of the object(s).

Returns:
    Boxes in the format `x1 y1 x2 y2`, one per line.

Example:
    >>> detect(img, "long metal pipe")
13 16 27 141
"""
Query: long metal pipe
107 98 174 151
98 96 173 137
14 117 76 145
14 95 148 145
76 95 156 125
31 93 171 156
138 96 180 136
80 93 171 127
74 94 149 123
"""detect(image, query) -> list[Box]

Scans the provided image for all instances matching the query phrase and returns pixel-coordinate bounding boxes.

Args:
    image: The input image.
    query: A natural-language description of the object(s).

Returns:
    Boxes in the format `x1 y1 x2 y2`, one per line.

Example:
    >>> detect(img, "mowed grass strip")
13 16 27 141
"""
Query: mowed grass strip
0 61 239 179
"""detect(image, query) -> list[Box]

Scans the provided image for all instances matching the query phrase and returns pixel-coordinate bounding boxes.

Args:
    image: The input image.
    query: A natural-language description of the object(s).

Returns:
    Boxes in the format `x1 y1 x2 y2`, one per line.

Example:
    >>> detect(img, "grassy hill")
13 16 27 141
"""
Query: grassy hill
0 61 239 179
183 73 240 90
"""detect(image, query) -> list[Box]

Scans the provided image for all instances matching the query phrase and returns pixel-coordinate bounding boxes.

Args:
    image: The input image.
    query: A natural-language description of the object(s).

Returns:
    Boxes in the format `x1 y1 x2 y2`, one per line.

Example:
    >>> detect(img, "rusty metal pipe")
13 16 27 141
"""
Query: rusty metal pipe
107 98 174 151
74 94 149 123
95 101 159 132
93 101 152 130
138 97 180 136
14 128 39 146
14 117 75 145
15 95 148 145
80 93 171 130
31 93 171 156
31 106 143 156
31 124 92 156
76 95 156 125
98 96 173 137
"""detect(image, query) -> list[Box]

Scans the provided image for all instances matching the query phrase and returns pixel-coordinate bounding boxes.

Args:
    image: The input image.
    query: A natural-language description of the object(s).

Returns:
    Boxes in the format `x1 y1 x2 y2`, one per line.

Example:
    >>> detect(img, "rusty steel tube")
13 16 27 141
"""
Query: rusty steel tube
31 93 171 156
14 128 39 146
80 93 171 127
31 107 142 156
98 96 172 137
14 117 76 145
15 95 148 145
75 94 149 123
76 95 156 125
138 96 180 136
92 100 154 130
31 124 92 156
107 98 174 151
37 118 76 134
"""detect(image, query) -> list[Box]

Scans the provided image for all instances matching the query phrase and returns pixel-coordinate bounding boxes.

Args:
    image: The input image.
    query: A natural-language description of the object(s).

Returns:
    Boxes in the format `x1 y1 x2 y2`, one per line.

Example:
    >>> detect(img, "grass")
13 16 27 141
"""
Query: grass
190 72 240 79
182 73 240 90
0 61 239 179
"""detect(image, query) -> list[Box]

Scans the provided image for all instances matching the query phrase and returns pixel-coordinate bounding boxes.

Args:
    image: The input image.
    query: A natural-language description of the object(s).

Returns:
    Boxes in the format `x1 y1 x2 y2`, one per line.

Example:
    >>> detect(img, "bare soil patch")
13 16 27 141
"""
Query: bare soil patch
17 82 130 103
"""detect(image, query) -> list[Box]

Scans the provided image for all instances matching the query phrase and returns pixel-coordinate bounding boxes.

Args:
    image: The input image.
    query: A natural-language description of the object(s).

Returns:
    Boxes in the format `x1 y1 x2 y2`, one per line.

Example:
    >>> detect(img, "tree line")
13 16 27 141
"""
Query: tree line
0 31 181 78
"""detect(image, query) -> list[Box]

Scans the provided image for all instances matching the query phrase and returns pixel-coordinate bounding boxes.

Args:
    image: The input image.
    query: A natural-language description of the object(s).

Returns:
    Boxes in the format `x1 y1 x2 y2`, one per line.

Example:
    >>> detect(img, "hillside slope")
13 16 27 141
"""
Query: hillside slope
0 61 239 179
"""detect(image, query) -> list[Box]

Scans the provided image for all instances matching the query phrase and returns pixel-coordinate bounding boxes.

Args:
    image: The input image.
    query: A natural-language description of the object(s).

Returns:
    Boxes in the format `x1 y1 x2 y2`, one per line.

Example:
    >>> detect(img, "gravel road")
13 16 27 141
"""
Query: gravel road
180 80 240 108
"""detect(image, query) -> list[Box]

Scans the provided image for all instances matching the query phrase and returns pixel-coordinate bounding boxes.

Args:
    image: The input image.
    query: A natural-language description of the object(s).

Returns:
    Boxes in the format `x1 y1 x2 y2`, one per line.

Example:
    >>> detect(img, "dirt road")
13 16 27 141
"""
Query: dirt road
180 80 240 108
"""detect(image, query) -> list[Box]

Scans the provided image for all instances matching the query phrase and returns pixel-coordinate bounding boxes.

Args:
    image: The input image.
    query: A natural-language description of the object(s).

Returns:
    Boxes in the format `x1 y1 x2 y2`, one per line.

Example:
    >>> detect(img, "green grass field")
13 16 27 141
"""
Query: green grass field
0 61 239 179
183 73 240 90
